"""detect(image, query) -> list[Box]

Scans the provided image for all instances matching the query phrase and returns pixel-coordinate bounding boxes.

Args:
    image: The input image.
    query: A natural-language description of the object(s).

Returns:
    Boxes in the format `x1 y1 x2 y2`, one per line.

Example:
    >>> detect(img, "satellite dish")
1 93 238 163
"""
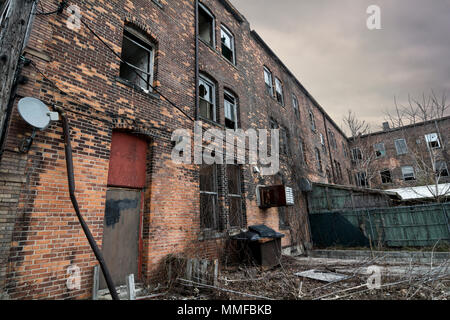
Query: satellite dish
18 97 59 130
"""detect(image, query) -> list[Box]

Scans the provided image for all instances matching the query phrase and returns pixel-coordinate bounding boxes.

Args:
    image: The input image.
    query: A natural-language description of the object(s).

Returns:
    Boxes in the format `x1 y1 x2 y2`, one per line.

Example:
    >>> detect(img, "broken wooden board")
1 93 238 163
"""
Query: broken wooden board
294 269 349 283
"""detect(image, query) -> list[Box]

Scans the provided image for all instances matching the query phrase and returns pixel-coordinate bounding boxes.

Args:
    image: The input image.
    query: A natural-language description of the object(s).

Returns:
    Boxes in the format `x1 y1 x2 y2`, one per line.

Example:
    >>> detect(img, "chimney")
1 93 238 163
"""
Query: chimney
382 122 390 131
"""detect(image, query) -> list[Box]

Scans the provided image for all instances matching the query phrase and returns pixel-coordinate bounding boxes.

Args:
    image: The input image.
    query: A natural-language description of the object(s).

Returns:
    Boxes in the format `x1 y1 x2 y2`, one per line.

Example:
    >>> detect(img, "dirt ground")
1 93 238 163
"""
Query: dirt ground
166 255 449 300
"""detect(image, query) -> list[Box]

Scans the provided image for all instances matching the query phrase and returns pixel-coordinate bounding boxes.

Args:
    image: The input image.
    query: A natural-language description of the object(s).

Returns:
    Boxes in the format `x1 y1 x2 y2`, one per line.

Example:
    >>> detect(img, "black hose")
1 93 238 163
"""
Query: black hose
59 110 119 300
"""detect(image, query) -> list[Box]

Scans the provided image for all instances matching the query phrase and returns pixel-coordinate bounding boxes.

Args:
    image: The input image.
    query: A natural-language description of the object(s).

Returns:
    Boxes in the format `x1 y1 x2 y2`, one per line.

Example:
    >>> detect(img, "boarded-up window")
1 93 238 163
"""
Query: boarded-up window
227 165 243 228
200 165 219 230
107 132 148 189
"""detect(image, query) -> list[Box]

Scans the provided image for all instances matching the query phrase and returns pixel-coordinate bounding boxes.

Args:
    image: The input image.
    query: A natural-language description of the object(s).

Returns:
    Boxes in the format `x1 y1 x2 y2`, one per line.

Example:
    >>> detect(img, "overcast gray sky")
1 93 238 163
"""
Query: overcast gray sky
231 0 450 132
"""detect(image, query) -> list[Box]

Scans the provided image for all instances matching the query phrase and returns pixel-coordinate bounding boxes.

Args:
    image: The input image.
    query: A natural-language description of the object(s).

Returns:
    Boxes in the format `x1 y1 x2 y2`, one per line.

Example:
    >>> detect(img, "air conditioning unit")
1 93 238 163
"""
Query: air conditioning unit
256 185 295 209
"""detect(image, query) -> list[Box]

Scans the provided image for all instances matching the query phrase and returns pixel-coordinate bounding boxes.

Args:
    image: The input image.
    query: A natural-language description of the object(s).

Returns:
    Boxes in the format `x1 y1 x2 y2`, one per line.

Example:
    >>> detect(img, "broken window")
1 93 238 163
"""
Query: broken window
263 67 274 97
356 172 368 187
435 160 449 177
199 75 216 121
198 3 215 46
200 165 219 230
425 133 441 149
380 169 392 184
351 147 363 161
401 166 416 181
292 95 300 119
224 91 238 129
221 25 235 64
315 148 322 173
275 77 284 105
119 27 155 91
374 143 386 158
227 165 243 228
395 139 408 155
309 110 316 131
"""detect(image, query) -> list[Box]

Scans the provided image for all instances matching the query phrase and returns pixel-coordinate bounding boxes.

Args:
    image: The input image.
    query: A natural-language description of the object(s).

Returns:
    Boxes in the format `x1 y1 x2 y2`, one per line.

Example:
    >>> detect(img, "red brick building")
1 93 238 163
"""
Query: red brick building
0 0 430 300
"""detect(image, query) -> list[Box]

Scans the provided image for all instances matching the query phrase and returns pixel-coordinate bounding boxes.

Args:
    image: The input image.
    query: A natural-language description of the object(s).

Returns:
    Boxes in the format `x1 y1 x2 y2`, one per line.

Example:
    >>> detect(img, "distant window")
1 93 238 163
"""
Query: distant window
356 172 368 187
374 143 386 158
200 165 219 230
380 170 392 184
336 161 343 180
342 142 349 158
199 76 216 121
395 139 408 155
309 110 316 131
401 166 416 181
120 27 155 91
319 133 325 146
224 91 238 129
326 169 332 183
425 133 441 149
435 160 449 177
292 95 300 119
315 148 322 173
275 78 284 105
347 169 353 185
328 130 337 149
263 67 274 97
269 117 278 129
351 147 363 161
198 3 215 46
280 126 289 155
299 138 307 165
220 25 235 64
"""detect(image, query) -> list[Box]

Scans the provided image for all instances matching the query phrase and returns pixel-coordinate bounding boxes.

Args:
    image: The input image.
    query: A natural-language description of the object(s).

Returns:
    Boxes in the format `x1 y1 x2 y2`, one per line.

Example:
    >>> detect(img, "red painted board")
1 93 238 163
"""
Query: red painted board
107 131 148 189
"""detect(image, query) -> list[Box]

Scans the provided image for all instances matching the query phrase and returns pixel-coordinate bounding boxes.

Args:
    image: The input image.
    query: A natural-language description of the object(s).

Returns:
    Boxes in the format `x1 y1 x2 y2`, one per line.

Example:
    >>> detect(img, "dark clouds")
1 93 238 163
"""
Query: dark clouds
231 0 450 131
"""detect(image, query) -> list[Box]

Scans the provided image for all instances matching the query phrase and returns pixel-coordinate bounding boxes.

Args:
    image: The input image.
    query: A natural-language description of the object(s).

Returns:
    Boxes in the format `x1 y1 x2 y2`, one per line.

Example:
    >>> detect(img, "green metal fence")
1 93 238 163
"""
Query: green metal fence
309 203 450 248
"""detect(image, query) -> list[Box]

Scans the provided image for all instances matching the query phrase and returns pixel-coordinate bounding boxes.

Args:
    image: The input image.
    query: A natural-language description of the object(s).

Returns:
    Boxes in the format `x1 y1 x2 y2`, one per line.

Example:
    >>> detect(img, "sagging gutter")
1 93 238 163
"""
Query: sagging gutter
58 108 119 300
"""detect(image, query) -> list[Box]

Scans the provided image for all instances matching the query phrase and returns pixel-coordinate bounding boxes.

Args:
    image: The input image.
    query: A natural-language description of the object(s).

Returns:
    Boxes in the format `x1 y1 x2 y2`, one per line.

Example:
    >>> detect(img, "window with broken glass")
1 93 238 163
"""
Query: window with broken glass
425 133 441 149
264 67 274 97
401 166 416 181
119 27 155 91
221 25 235 64
374 143 386 158
224 91 238 130
227 164 244 229
380 169 392 184
200 165 220 230
275 77 284 105
435 160 449 177
198 3 215 47
199 76 216 121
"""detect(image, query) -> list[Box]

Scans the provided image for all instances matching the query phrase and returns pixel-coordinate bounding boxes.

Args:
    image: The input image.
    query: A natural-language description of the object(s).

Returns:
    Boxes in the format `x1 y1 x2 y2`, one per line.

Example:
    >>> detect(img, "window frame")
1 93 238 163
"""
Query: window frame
374 142 386 158
435 160 449 177
120 27 155 92
274 77 284 106
198 2 216 47
395 138 408 155
425 133 441 149
224 90 238 130
351 147 363 161
401 166 416 181
292 94 300 119
227 164 244 229
198 75 217 122
199 165 220 231
315 148 323 173
309 109 316 131
263 67 274 97
220 24 235 65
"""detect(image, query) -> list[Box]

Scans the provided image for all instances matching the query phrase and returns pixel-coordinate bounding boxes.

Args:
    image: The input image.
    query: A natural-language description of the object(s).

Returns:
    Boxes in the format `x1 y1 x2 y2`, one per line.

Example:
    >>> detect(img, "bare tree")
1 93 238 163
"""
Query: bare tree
343 110 382 189
385 91 450 202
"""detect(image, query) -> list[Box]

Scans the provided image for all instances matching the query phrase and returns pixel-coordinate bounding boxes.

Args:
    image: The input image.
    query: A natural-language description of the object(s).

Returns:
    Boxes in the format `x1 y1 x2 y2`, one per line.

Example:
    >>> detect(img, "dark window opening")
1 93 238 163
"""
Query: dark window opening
224 91 238 129
315 148 322 173
436 161 449 177
198 4 215 46
351 148 363 161
119 28 154 91
380 170 392 184
356 172 368 187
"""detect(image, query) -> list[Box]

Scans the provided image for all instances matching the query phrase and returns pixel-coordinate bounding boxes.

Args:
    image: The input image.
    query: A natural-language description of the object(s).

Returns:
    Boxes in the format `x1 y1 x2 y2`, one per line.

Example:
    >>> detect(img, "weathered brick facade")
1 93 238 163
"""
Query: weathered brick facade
2 0 444 300
349 117 450 190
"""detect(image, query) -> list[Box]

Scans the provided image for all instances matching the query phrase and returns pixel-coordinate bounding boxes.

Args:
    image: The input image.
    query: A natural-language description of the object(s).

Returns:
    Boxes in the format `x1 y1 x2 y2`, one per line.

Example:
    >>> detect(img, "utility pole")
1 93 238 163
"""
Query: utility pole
0 0 36 149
